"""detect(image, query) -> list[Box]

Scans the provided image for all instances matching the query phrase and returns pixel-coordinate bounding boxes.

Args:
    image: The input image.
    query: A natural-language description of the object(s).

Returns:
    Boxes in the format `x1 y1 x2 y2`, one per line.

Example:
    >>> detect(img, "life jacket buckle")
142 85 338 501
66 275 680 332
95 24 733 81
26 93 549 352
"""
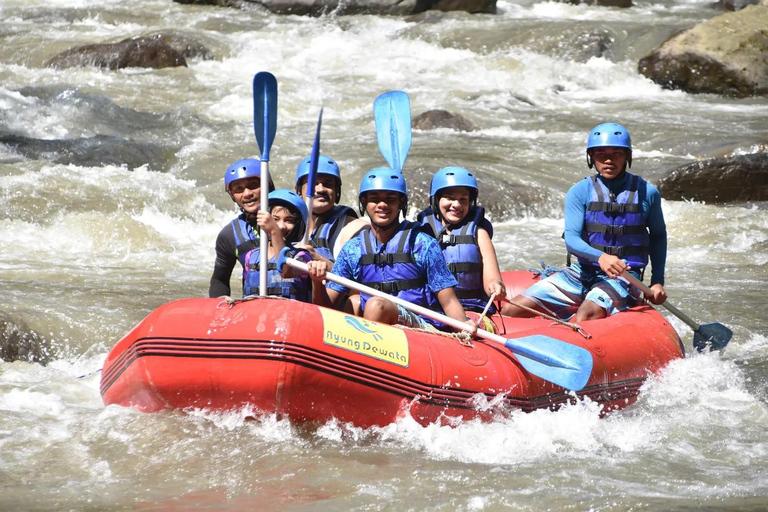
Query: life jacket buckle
441 234 458 245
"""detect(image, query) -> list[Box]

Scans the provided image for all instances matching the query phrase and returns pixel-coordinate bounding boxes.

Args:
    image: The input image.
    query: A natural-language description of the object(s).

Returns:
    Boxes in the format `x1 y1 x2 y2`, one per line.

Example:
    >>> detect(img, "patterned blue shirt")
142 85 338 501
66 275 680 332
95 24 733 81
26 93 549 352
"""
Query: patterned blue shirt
328 222 458 295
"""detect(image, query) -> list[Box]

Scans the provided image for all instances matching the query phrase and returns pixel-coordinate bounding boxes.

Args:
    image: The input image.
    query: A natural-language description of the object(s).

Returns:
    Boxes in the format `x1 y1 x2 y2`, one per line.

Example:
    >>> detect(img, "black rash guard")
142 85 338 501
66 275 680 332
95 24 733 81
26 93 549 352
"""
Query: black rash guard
208 220 258 298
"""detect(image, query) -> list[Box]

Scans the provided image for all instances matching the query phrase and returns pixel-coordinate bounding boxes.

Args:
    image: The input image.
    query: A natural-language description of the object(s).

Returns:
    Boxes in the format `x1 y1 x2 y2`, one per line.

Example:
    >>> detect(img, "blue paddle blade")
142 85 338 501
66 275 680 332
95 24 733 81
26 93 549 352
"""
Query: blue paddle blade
374 91 411 173
693 322 733 352
253 72 278 161
504 335 594 391
306 108 323 199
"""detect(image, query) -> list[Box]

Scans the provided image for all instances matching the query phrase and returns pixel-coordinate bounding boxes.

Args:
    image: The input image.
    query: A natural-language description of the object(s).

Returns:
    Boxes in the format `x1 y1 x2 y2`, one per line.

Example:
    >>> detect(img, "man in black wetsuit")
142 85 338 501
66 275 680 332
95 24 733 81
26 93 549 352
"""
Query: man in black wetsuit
208 158 275 298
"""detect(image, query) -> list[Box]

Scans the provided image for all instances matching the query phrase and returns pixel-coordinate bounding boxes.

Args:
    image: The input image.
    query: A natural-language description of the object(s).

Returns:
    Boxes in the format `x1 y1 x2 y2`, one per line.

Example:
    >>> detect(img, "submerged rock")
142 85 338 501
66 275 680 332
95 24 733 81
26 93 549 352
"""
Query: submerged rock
0 311 54 365
0 134 176 171
657 154 768 203
143 31 215 61
638 4 768 97
716 0 760 10
45 36 187 70
413 110 478 132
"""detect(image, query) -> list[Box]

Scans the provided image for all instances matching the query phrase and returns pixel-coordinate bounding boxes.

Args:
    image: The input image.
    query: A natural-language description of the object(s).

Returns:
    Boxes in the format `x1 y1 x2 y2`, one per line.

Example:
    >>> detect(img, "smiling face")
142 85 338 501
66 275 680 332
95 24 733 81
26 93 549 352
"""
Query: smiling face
590 147 628 180
437 186 472 225
299 175 339 215
271 205 298 238
229 177 262 214
363 190 403 227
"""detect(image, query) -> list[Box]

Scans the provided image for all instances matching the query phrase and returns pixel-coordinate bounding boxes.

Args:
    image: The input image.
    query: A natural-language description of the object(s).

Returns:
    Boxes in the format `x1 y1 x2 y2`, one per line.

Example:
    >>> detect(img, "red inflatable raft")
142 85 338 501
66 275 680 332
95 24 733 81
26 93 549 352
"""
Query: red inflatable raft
100 271 684 426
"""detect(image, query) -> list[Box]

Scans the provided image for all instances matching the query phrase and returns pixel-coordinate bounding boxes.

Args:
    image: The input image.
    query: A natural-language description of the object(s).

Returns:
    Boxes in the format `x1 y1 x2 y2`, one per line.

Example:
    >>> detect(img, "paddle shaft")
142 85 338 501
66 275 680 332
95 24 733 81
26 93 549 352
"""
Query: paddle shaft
259 159 269 296
301 108 323 247
253 72 277 297
621 272 700 331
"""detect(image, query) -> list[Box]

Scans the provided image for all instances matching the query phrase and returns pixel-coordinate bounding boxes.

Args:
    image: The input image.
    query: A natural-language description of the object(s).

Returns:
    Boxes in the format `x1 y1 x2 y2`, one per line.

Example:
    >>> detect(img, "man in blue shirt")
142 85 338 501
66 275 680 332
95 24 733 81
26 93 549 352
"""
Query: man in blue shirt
507 123 668 322
306 168 475 332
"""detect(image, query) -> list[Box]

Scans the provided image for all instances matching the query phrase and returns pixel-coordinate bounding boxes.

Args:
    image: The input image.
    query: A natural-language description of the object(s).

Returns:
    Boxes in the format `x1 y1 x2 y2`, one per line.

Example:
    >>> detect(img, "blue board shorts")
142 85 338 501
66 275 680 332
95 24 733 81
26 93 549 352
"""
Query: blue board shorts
521 263 641 320
396 305 438 332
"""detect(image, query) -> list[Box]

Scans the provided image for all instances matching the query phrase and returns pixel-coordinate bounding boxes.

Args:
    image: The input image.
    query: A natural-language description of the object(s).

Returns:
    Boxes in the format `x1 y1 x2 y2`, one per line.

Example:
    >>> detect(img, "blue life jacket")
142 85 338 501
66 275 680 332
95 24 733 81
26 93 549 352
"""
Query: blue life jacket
577 173 650 270
242 247 311 302
358 222 444 328
230 214 259 268
417 206 495 314
310 205 357 262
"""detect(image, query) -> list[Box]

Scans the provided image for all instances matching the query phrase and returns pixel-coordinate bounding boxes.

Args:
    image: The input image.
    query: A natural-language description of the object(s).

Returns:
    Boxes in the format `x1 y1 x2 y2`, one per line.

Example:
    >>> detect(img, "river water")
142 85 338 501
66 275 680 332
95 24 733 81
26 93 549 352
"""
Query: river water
2 0 767 509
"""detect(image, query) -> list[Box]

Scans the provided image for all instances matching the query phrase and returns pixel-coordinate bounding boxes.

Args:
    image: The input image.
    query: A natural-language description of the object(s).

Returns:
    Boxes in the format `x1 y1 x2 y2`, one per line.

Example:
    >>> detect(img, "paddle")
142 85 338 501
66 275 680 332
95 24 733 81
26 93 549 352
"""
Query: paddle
253 71 278 296
620 272 732 352
301 108 323 247
374 91 411 173
280 256 594 391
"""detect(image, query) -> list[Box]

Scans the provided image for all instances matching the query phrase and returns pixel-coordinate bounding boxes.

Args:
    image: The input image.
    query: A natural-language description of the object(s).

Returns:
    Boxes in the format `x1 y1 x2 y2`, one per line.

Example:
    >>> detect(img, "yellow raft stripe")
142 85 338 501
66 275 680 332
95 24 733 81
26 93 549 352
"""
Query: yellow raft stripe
319 308 410 368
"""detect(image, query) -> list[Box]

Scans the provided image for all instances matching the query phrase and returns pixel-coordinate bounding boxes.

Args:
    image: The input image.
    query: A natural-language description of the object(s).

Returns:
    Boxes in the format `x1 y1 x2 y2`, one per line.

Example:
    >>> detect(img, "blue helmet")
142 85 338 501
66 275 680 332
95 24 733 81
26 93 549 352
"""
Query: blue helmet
358 168 408 216
429 166 479 220
430 166 478 199
586 123 632 169
295 154 341 184
224 158 275 192
268 189 309 243
268 189 309 226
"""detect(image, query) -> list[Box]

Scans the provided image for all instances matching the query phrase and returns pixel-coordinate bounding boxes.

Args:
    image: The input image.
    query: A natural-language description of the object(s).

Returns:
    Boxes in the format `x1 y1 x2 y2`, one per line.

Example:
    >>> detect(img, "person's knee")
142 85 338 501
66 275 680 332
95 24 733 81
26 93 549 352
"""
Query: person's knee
573 300 607 322
344 294 361 315
363 297 398 324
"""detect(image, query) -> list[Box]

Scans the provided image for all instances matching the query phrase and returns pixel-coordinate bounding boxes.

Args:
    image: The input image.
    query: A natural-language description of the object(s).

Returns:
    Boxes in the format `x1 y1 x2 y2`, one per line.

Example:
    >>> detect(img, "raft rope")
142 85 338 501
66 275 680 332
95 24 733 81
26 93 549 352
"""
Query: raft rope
504 301 592 339
218 294 287 307
393 323 475 346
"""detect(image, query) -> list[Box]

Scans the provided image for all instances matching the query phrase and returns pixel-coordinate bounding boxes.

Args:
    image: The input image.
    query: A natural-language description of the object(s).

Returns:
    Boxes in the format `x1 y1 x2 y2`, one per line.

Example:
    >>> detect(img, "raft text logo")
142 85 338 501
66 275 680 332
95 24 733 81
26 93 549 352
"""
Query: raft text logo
319 310 409 367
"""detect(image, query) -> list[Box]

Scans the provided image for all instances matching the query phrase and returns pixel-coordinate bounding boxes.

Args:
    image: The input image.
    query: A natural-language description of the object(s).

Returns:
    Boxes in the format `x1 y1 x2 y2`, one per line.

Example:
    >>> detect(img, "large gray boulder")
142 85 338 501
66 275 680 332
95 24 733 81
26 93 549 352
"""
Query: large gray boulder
174 0 494 15
143 31 215 61
657 153 768 203
638 4 768 97
45 36 187 70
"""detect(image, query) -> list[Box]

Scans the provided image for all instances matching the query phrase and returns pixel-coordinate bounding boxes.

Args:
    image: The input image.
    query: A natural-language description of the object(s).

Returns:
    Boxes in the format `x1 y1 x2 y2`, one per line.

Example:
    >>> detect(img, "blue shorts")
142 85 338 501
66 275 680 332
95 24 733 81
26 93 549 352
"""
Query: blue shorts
521 263 641 320
396 305 437 331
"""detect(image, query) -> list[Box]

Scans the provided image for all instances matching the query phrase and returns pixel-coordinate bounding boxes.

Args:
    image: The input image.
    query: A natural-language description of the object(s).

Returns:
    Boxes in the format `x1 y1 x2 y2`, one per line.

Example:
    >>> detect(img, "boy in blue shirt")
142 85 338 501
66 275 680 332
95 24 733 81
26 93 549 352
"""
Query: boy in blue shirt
306 168 475 332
